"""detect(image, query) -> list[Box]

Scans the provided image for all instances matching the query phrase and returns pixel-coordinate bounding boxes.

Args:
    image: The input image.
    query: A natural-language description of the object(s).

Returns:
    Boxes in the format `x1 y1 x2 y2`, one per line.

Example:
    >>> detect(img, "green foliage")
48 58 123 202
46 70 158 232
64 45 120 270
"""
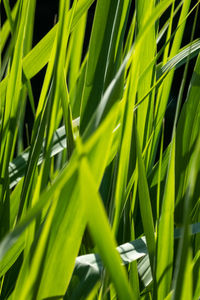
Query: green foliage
0 0 200 299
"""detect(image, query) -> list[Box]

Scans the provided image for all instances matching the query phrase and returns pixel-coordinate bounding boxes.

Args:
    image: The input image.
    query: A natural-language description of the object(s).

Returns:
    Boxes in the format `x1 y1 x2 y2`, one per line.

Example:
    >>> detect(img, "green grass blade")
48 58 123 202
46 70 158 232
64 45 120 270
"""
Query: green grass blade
80 0 125 133
136 0 156 150
0 0 30 234
155 137 175 300
78 148 134 300
135 124 156 270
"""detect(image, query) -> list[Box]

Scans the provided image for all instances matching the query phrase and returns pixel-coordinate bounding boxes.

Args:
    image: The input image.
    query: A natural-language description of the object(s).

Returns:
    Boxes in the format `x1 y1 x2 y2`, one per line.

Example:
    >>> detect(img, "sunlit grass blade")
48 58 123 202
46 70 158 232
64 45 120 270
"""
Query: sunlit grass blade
80 0 128 133
0 0 30 239
68 12 87 113
136 0 156 151
112 0 175 236
78 145 135 300
155 136 175 300
135 124 156 270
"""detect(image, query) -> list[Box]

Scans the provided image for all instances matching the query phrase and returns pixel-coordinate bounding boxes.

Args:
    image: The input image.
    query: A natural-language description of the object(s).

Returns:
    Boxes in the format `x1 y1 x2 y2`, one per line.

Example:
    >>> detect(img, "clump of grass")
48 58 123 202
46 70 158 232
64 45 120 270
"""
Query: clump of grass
0 0 200 299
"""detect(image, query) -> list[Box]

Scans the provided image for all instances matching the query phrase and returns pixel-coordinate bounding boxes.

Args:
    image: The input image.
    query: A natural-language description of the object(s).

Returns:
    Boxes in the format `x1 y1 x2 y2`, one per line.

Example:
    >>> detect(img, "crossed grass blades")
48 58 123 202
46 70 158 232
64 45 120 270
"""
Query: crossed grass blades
0 0 200 299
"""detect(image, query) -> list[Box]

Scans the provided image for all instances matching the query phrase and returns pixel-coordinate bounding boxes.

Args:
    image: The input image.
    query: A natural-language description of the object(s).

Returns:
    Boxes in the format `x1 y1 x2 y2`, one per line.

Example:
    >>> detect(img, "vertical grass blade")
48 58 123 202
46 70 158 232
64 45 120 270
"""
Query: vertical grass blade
78 149 135 300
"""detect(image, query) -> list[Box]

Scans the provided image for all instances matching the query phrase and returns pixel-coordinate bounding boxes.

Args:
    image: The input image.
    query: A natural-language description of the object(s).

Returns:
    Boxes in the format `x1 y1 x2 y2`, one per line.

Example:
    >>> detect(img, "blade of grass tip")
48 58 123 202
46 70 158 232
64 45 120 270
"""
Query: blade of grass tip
77 139 135 300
